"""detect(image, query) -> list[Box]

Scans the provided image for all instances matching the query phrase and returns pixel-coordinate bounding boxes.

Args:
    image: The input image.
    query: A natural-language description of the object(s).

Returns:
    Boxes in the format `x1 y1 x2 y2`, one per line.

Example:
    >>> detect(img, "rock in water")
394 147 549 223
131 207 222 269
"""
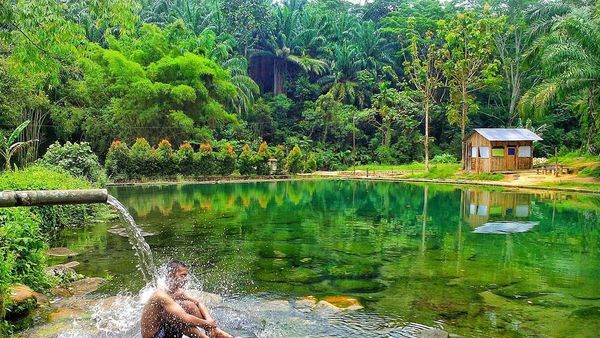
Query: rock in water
46 247 78 257
393 323 449 338
69 277 105 296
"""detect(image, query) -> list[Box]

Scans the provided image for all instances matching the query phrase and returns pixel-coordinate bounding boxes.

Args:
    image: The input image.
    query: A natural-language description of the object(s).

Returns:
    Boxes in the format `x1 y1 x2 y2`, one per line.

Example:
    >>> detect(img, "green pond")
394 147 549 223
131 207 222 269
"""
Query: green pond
51 180 600 337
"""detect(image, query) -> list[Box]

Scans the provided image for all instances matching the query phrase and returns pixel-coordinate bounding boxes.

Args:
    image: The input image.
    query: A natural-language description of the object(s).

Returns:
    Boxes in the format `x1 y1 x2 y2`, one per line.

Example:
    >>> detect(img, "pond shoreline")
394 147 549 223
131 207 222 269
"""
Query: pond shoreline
106 173 600 195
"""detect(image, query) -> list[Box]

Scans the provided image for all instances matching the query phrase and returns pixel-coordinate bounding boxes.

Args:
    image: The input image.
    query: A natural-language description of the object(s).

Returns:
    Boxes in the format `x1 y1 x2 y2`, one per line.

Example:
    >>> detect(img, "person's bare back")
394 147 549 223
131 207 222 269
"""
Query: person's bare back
140 261 232 338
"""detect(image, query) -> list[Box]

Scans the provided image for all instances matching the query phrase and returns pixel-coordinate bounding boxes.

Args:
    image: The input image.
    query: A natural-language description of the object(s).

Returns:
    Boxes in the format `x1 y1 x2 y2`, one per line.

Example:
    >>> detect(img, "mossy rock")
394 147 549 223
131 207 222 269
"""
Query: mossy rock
286 268 324 284
493 283 555 300
332 279 386 293
327 264 379 279
570 306 600 319
332 242 381 256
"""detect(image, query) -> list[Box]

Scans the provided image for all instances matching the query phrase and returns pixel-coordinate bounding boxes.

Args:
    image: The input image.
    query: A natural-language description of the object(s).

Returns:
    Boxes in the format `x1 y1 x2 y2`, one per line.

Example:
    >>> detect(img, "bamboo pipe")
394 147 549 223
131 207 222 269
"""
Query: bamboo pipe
0 189 108 207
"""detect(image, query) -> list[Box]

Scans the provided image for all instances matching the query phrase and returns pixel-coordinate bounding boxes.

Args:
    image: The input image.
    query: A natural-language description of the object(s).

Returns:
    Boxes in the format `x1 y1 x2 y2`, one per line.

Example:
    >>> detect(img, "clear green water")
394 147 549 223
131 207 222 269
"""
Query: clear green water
51 180 600 337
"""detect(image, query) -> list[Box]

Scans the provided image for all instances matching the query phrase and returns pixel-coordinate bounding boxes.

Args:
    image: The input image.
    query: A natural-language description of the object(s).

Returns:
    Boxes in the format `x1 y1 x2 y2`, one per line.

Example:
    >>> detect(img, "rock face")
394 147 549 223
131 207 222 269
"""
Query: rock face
6 284 39 318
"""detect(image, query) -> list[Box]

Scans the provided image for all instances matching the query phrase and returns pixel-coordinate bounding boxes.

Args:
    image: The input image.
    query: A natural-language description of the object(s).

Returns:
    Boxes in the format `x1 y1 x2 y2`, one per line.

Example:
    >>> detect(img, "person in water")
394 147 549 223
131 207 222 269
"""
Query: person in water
141 261 232 338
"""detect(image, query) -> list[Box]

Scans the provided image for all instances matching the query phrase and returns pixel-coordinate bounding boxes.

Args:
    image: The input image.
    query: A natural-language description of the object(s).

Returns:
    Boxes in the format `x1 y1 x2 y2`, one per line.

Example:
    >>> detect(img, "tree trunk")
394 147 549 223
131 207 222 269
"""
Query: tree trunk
461 85 467 170
273 59 285 95
424 100 430 173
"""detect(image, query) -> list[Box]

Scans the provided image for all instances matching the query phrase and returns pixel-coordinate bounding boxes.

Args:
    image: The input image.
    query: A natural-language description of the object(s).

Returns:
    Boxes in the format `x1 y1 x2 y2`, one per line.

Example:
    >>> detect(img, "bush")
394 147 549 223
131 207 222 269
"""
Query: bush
175 143 195 176
304 153 317 173
256 142 270 175
216 143 236 176
0 208 51 335
129 138 157 179
286 145 303 174
271 145 286 174
155 139 176 177
375 145 394 164
194 143 216 176
105 140 131 181
0 165 94 231
40 141 107 185
431 153 458 164
238 144 256 175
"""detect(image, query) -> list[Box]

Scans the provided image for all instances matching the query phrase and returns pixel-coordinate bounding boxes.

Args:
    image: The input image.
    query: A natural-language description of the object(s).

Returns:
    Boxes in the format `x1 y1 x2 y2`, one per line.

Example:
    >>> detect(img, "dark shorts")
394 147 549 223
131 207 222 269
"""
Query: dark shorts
154 322 184 338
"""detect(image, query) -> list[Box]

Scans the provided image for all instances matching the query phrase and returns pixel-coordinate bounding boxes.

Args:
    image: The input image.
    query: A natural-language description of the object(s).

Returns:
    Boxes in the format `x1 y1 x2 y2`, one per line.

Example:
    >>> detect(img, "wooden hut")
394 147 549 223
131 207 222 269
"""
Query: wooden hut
465 128 542 172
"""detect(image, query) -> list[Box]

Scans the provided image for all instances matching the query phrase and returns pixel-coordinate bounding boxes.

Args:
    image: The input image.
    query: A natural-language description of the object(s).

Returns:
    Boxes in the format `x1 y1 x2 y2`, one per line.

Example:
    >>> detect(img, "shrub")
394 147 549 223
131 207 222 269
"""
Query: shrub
175 143 195 176
255 141 270 175
216 143 236 176
431 153 458 164
129 138 156 179
304 153 317 173
0 208 51 334
375 145 394 164
0 165 94 231
155 139 176 177
271 145 286 174
40 141 107 185
105 140 131 181
194 143 216 176
0 209 50 291
238 144 256 175
286 145 303 174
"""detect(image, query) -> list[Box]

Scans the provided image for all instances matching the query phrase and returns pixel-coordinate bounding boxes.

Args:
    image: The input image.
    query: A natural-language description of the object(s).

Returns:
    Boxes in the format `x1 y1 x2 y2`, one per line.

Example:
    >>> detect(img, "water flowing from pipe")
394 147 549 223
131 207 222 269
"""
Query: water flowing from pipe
107 195 156 283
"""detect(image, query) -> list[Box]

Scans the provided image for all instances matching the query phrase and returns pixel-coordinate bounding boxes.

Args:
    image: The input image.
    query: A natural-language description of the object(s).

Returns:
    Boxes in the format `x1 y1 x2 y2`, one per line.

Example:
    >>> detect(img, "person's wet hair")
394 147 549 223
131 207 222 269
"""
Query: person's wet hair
166 260 189 276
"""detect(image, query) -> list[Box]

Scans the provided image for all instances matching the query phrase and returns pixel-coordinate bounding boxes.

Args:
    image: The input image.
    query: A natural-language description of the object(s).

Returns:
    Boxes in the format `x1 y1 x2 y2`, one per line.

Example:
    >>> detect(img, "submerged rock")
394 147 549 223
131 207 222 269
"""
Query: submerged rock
46 247 78 257
321 296 363 310
570 306 600 319
332 279 386 293
393 323 449 338
48 307 85 322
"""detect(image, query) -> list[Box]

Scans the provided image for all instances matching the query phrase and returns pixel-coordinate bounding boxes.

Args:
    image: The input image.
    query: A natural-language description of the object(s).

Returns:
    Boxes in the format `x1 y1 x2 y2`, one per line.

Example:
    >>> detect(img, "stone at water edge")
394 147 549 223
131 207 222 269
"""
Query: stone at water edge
186 290 223 307
46 247 78 257
68 277 106 296
47 307 85 322
6 284 37 317
63 261 80 269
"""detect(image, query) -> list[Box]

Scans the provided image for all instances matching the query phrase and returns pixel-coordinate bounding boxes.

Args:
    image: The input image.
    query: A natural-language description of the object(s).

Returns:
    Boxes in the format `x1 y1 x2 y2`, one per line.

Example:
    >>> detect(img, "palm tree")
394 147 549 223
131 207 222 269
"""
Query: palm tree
521 5 600 152
250 2 328 95
318 43 368 107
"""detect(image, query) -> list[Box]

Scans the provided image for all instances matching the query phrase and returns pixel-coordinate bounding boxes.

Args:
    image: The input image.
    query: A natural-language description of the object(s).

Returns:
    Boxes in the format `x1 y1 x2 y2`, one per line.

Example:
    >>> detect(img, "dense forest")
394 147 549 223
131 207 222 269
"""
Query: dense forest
0 0 598 170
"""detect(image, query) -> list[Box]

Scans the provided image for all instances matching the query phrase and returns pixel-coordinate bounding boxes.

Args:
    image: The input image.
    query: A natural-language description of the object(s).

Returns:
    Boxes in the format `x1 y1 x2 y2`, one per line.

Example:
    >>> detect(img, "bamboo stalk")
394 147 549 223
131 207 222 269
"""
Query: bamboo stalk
0 189 108 207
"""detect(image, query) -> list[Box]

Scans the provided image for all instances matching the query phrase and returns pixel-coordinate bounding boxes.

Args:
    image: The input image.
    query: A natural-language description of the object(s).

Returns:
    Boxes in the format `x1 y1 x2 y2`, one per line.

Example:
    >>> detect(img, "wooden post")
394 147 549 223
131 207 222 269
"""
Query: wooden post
555 147 559 177
0 189 108 207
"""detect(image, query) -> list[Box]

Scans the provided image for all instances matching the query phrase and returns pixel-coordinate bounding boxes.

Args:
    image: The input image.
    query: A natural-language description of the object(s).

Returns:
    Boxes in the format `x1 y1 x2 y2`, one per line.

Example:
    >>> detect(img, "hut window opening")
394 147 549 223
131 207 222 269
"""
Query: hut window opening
479 147 490 158
507 147 516 155
471 147 478 158
518 146 531 157
492 147 505 157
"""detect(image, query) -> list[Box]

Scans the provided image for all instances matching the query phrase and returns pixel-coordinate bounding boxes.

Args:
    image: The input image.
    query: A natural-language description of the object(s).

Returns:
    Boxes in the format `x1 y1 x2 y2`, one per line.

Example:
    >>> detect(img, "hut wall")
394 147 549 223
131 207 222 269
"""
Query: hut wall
466 132 534 172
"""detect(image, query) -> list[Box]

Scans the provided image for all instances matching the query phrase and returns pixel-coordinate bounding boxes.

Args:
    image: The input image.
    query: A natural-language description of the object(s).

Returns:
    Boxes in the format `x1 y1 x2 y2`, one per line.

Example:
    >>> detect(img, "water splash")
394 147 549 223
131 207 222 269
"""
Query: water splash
107 195 156 283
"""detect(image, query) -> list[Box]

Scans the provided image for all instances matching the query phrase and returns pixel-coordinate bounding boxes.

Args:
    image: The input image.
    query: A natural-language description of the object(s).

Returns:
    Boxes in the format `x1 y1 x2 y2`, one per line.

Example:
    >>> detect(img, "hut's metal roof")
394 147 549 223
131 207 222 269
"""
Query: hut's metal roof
470 128 543 141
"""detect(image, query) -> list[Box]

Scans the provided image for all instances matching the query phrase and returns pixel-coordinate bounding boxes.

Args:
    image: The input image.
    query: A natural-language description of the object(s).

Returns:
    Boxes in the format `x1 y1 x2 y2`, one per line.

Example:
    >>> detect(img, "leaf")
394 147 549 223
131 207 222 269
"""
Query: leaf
8 120 31 145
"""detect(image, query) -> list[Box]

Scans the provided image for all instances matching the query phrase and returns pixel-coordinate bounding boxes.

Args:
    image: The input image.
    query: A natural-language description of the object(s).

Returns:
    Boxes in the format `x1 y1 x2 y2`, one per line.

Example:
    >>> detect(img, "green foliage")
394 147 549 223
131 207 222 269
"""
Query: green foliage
304 153 317 173
40 142 106 185
194 143 216 176
216 144 237 176
0 165 94 231
238 144 257 176
431 153 458 164
105 141 131 181
0 120 35 171
286 145 303 174
255 142 270 175
375 145 395 164
0 208 50 291
129 138 157 179
175 143 195 176
155 140 176 177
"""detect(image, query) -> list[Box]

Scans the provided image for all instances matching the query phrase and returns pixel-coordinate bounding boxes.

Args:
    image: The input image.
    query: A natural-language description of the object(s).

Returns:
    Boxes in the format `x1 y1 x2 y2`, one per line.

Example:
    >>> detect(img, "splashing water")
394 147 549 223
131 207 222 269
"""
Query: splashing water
107 195 157 284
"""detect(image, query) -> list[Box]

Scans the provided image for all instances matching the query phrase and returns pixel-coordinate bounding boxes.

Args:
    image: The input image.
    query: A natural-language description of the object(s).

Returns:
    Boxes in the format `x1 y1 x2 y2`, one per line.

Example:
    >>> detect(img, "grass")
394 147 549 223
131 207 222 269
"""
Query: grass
455 172 505 181
536 181 600 191
352 163 425 171
402 164 461 179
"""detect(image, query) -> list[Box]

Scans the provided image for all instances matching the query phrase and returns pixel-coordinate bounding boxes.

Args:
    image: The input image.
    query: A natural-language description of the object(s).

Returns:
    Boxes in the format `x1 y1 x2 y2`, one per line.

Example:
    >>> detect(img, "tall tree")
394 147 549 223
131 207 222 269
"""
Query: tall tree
520 5 600 152
439 7 502 168
404 18 445 172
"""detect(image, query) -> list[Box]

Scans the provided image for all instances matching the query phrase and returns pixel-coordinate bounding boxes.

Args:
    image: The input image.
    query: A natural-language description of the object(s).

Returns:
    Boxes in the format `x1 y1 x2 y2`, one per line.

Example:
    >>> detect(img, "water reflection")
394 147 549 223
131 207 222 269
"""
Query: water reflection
53 181 600 337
